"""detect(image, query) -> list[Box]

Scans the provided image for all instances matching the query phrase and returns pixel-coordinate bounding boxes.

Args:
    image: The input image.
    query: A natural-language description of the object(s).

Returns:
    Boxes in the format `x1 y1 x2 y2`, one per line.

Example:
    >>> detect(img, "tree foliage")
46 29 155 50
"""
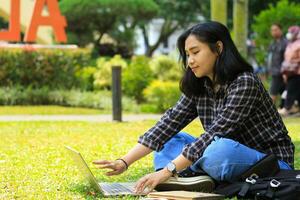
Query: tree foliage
140 0 209 56
252 0 300 64
60 0 158 54
60 0 210 57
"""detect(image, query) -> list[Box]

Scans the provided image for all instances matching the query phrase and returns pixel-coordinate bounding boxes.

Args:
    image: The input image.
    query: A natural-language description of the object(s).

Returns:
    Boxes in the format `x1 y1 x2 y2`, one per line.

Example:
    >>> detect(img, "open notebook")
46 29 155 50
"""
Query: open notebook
147 190 224 200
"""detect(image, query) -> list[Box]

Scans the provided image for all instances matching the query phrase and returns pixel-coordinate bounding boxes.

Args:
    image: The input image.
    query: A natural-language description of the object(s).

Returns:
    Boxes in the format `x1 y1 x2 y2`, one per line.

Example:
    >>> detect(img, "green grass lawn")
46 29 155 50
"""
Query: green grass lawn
0 118 299 199
0 106 107 115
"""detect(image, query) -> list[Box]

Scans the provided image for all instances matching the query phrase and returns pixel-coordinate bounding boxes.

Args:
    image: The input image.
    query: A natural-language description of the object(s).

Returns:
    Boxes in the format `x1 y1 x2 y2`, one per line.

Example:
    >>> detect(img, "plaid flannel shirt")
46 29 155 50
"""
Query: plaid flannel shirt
138 72 295 167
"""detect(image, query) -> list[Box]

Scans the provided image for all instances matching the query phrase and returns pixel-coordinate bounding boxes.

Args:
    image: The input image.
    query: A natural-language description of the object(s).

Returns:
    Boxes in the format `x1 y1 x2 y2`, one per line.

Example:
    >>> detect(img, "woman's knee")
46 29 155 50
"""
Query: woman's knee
202 137 241 158
194 137 265 181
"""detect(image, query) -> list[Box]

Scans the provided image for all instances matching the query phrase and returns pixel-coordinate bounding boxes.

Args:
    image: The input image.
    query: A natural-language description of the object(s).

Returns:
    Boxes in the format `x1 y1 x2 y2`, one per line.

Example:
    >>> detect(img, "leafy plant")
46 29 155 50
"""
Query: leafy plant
93 55 128 90
76 66 97 91
0 48 90 89
0 87 139 112
150 55 182 81
122 56 154 103
143 80 180 112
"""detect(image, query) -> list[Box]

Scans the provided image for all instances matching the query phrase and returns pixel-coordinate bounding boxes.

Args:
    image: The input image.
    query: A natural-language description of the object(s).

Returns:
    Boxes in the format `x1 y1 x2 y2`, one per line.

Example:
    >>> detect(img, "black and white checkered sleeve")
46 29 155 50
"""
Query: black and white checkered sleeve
138 94 198 152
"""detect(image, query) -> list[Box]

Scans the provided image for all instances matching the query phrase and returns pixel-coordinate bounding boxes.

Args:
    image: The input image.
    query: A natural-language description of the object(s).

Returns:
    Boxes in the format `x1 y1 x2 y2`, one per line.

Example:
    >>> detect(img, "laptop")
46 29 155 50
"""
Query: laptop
65 146 150 197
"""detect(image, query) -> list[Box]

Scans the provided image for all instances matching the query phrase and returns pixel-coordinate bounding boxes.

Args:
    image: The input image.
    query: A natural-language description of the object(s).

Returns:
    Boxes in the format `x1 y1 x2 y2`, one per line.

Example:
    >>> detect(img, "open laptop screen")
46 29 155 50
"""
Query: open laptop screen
65 146 102 193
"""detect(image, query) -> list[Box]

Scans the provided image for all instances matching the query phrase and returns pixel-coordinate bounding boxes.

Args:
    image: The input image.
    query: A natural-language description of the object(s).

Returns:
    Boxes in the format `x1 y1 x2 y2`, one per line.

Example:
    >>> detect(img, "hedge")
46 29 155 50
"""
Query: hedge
0 86 140 112
0 48 91 89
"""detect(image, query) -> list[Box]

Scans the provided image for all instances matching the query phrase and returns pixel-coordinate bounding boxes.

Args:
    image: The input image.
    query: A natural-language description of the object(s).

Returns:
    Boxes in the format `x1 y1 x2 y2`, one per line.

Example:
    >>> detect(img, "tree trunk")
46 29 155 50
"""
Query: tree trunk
141 25 150 52
146 30 167 57
233 0 248 58
93 33 104 53
142 20 179 57
211 0 227 26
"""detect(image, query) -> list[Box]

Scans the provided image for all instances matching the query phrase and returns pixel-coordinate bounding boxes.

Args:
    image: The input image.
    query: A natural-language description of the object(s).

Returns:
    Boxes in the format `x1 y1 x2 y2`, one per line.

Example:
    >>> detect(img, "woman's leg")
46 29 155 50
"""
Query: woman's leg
285 75 300 109
153 132 196 171
293 75 300 105
190 136 291 182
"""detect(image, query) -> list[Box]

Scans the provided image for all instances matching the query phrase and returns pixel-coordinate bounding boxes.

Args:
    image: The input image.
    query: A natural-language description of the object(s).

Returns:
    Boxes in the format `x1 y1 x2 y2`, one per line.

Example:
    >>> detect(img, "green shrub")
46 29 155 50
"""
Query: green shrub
93 55 128 90
50 90 111 109
143 80 180 112
75 66 97 91
150 55 182 81
140 103 161 113
0 86 50 105
123 56 154 103
0 87 140 112
0 48 91 89
252 0 300 65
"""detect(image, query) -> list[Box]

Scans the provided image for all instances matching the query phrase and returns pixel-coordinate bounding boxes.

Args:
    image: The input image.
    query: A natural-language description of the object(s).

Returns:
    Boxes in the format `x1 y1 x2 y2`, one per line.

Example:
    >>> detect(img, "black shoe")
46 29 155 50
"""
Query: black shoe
178 166 208 177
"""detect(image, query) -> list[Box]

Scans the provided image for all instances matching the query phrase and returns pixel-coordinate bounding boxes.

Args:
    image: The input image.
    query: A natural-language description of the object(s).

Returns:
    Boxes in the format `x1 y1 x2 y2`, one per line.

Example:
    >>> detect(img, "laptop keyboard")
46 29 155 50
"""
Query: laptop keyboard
101 183 134 194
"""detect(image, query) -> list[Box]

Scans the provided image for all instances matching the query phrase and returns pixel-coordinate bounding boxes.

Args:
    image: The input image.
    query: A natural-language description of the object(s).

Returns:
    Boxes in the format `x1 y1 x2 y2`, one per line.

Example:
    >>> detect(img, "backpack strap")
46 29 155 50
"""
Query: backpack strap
265 179 281 199
238 174 259 197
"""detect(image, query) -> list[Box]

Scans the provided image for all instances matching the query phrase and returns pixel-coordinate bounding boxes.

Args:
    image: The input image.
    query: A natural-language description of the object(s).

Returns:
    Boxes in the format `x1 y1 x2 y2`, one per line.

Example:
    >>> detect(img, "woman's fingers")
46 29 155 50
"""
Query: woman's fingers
106 169 121 176
92 159 127 177
134 175 157 194
145 182 157 194
140 179 154 194
134 176 147 193
134 171 171 194
97 163 115 169
92 160 110 165
93 160 116 169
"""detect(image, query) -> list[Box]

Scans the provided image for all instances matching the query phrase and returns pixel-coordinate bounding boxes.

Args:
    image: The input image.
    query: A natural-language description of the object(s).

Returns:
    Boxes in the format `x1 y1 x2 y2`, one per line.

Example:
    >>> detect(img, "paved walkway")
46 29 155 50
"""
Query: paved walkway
0 114 162 122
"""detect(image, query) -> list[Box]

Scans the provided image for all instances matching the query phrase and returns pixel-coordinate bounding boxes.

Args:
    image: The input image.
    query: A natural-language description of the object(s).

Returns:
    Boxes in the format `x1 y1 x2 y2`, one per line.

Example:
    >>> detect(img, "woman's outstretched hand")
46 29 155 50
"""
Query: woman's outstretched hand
93 159 127 176
134 168 172 195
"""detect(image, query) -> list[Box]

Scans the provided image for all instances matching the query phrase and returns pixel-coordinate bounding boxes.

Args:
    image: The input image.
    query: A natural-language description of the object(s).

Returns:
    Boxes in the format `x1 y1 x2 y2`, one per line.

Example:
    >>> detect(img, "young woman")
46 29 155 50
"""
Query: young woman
93 21 295 194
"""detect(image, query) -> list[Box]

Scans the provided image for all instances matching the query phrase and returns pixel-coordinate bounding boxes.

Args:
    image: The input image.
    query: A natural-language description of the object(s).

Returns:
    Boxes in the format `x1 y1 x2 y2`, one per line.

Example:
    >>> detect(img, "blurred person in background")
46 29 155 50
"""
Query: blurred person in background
279 25 300 116
267 23 288 108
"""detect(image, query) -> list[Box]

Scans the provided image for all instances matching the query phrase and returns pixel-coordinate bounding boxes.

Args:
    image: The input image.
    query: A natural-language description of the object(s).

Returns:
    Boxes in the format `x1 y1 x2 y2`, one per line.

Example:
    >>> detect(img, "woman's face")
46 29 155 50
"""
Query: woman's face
185 34 218 80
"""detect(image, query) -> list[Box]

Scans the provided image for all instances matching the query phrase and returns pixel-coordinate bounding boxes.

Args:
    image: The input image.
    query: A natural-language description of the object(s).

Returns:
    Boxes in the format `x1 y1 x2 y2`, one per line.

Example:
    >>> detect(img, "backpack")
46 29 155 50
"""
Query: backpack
215 170 300 199
214 154 300 199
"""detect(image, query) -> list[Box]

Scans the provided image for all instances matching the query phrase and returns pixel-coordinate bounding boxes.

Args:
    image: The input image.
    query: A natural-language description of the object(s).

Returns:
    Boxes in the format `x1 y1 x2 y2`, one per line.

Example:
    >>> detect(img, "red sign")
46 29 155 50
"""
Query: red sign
0 0 67 43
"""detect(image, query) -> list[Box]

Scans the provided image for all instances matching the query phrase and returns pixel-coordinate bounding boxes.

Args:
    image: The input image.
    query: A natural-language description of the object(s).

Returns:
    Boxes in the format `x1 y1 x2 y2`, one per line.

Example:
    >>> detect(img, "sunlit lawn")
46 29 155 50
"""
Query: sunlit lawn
0 118 299 199
0 106 106 115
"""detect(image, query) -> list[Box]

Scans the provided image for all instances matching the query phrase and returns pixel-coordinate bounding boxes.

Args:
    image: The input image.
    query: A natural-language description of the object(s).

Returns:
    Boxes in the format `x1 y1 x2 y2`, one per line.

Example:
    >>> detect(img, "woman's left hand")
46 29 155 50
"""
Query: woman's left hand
134 168 172 194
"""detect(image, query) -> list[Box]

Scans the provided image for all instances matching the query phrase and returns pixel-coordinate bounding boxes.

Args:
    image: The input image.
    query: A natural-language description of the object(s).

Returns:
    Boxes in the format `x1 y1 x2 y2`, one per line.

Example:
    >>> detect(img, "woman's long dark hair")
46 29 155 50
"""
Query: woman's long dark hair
177 21 253 97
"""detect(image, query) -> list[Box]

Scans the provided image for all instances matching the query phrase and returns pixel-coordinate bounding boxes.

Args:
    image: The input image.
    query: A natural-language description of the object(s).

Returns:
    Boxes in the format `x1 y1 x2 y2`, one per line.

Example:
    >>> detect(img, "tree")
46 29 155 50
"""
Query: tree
140 0 210 57
211 0 227 26
60 0 158 55
108 0 159 53
249 0 300 27
252 0 300 64
233 0 248 57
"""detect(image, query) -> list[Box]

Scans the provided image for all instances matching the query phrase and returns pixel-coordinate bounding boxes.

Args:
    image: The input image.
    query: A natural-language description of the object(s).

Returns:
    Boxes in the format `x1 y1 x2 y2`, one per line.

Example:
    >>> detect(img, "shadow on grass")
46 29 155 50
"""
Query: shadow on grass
68 167 154 199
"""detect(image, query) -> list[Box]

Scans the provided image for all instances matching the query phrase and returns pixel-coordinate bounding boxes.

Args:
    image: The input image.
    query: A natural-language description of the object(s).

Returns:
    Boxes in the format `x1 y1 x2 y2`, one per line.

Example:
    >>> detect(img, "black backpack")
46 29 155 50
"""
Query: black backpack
215 170 300 200
213 154 300 200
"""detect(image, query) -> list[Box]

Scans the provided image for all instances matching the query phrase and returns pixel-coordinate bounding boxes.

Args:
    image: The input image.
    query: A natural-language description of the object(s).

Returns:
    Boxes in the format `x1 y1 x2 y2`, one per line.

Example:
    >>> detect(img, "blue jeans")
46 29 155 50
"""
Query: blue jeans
154 132 292 182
